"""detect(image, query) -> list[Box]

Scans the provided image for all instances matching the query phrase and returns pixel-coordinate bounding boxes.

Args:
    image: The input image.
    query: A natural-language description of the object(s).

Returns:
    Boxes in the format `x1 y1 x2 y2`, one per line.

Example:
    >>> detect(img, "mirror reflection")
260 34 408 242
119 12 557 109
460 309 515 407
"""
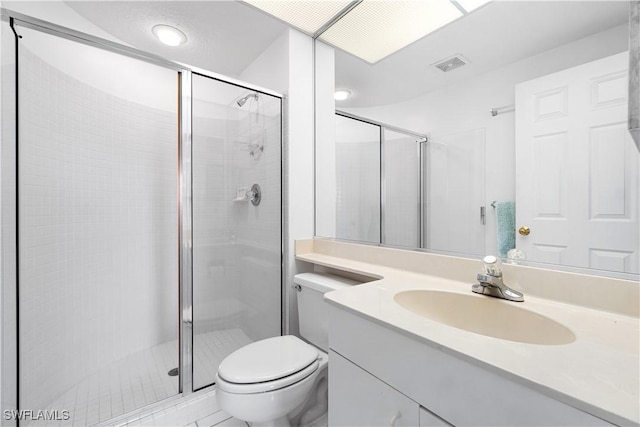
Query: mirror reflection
333 114 381 243
315 0 639 276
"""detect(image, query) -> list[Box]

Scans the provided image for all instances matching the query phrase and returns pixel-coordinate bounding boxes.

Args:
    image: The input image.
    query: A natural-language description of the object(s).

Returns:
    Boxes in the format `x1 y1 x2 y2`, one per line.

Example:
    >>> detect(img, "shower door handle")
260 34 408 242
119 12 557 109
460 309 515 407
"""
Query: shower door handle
183 306 193 325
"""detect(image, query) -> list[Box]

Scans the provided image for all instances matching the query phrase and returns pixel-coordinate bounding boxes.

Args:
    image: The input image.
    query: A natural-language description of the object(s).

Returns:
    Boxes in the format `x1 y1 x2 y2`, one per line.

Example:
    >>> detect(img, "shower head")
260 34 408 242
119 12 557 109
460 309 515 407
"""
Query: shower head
236 93 258 107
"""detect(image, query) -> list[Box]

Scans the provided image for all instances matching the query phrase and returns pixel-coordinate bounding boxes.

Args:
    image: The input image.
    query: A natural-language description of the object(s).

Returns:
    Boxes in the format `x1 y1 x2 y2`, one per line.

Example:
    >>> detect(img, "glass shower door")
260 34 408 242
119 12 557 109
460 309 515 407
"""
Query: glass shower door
334 114 381 243
424 128 486 255
191 74 282 390
382 129 420 247
17 26 180 425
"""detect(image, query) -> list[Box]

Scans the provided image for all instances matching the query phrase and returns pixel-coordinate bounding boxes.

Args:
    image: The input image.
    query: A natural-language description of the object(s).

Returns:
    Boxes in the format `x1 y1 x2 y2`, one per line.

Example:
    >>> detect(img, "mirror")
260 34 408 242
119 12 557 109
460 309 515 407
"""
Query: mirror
315 0 639 277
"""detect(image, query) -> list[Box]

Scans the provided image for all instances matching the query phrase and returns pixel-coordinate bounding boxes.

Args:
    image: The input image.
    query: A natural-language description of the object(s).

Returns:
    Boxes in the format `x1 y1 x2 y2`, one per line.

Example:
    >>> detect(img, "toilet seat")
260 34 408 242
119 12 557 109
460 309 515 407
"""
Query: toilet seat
217 359 319 394
217 335 320 394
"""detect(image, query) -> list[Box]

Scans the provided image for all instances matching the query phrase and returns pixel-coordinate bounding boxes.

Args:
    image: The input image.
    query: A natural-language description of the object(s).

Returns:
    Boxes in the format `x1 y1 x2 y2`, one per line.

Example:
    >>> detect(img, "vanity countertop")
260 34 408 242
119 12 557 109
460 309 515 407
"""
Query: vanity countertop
295 239 640 426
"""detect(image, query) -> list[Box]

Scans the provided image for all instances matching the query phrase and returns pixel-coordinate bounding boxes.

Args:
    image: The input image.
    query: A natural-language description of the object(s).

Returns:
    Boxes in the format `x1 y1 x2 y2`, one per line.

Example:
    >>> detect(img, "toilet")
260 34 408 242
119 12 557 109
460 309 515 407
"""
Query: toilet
215 272 358 426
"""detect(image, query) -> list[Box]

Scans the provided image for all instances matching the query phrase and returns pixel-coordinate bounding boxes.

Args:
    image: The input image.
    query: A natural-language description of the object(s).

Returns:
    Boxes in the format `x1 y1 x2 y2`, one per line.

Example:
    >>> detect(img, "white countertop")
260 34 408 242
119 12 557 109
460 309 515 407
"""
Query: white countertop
296 242 640 426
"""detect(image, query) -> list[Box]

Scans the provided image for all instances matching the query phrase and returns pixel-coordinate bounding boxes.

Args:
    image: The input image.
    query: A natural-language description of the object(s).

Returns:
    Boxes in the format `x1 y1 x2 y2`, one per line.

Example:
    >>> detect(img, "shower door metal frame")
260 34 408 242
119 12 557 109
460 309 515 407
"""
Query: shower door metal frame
189 70 285 392
179 70 194 397
334 110 427 248
1 8 285 424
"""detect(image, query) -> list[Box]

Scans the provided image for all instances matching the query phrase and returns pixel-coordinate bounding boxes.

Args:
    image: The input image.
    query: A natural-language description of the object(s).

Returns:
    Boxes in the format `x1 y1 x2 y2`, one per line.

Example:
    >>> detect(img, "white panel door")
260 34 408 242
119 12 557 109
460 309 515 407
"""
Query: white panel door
515 52 639 273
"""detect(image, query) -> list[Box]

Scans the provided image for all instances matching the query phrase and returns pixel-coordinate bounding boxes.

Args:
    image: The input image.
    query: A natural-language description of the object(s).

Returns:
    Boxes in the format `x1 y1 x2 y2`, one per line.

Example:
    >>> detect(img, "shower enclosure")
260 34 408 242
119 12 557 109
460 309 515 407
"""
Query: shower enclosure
2 12 282 426
329 112 422 248
317 111 486 256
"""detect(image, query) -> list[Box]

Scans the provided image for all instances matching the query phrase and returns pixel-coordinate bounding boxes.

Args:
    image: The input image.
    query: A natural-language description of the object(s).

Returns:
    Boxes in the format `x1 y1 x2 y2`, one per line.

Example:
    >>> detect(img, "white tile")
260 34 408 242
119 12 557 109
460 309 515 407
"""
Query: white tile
195 410 233 427
211 417 248 427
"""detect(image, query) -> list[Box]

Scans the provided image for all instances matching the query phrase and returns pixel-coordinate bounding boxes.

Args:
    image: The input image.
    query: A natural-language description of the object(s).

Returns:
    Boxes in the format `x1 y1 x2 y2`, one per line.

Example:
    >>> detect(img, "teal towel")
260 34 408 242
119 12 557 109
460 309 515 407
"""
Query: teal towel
495 201 515 258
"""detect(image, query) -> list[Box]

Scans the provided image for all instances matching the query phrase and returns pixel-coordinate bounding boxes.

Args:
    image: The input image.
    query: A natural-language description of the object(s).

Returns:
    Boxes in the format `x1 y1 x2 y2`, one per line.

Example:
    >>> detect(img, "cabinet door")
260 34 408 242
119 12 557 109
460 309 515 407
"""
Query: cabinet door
329 350 419 427
419 407 451 427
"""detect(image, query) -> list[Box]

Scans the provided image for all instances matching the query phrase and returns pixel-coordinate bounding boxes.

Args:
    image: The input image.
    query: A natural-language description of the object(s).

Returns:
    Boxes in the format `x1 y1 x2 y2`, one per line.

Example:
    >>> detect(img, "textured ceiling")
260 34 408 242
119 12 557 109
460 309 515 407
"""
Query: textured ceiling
66 1 289 78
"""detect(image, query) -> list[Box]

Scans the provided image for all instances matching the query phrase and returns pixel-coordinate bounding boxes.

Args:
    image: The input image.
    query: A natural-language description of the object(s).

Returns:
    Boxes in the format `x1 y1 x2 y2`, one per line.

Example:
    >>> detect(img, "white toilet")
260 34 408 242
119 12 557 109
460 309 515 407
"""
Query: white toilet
215 272 357 426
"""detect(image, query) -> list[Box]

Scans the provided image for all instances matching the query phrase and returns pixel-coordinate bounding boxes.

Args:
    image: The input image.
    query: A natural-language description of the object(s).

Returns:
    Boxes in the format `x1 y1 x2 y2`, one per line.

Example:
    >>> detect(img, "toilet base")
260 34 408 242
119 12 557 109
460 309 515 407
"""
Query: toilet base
217 352 328 427
290 373 328 427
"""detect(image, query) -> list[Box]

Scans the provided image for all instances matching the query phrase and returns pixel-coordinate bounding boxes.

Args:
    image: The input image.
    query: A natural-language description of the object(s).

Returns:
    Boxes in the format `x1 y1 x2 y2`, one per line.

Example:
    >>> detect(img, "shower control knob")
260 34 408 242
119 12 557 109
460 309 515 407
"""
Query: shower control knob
249 184 261 206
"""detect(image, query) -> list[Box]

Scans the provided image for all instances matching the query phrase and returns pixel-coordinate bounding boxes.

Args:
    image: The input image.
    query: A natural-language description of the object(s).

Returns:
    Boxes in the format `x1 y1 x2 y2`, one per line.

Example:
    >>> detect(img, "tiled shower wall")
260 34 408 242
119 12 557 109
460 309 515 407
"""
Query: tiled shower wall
233 110 282 341
18 47 179 411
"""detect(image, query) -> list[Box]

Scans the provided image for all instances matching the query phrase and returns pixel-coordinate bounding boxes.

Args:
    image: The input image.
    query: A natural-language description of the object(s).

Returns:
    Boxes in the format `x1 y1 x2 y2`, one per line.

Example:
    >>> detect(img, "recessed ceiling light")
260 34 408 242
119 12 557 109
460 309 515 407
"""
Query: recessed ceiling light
152 24 187 47
334 89 352 101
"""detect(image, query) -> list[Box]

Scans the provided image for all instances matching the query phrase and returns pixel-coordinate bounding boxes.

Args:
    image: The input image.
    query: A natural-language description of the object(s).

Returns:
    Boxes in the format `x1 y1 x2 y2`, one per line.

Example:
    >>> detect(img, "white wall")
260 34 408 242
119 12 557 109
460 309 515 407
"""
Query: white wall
284 30 315 335
344 24 629 256
241 31 289 95
314 41 337 238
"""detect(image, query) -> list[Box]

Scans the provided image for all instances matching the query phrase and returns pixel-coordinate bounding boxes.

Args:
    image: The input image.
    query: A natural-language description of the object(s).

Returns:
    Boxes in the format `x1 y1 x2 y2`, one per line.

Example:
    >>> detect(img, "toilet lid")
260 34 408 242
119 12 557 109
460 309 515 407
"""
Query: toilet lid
216 359 319 394
218 335 319 384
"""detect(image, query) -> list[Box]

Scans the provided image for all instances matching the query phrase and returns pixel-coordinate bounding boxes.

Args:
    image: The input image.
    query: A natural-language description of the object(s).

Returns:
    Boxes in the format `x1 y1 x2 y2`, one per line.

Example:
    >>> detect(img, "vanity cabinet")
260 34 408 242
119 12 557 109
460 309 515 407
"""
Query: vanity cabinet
329 350 420 427
329 349 450 426
327 304 614 427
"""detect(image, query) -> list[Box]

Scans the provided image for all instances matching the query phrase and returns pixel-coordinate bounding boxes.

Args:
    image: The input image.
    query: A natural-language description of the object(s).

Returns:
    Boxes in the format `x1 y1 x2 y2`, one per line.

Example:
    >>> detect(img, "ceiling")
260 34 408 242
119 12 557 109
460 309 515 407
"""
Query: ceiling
334 1 630 107
64 1 290 78
4 1 630 107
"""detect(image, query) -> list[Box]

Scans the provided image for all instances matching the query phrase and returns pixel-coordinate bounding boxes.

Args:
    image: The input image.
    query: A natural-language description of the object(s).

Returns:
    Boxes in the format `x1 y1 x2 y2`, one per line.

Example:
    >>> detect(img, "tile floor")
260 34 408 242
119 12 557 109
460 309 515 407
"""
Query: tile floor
27 329 252 427
191 412 248 427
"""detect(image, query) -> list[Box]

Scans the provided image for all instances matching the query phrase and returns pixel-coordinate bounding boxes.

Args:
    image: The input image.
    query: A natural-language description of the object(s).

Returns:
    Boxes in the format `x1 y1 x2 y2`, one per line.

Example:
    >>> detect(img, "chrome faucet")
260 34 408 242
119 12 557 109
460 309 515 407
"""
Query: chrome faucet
472 255 524 302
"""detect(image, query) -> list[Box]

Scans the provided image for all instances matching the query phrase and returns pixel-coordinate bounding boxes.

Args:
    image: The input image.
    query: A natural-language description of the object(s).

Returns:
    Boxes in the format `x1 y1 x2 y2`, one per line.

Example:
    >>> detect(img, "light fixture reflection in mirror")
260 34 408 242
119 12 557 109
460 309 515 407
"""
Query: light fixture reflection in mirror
334 89 352 101
315 1 639 278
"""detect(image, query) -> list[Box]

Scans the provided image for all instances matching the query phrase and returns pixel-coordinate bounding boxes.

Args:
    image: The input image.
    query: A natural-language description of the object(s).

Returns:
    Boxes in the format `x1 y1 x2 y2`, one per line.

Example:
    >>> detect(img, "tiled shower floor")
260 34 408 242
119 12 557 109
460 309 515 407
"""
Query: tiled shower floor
28 329 252 427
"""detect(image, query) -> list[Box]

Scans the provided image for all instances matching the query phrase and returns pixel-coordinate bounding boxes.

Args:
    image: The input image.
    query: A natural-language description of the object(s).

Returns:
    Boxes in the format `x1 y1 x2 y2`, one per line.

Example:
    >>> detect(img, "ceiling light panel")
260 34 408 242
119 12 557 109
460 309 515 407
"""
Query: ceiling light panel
319 0 463 64
455 0 492 13
243 0 354 34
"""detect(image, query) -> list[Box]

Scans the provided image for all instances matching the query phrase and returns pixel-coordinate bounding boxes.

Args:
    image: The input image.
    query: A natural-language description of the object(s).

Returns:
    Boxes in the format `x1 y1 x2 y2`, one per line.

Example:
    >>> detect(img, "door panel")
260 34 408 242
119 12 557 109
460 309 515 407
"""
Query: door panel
516 52 639 273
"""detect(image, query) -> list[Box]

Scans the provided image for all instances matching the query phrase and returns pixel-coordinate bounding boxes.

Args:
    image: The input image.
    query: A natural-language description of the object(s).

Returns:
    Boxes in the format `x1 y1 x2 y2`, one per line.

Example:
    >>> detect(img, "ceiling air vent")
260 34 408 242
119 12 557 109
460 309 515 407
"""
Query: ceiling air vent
433 54 468 73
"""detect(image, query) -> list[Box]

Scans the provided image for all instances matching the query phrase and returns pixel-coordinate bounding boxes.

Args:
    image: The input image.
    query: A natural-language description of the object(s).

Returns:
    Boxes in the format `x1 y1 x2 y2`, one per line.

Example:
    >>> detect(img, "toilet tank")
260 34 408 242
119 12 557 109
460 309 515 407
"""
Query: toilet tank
294 272 359 352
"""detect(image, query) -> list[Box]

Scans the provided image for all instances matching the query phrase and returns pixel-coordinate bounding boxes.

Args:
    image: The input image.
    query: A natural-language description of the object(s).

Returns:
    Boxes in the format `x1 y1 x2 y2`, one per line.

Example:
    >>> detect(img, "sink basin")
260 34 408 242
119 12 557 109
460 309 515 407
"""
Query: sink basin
394 290 575 345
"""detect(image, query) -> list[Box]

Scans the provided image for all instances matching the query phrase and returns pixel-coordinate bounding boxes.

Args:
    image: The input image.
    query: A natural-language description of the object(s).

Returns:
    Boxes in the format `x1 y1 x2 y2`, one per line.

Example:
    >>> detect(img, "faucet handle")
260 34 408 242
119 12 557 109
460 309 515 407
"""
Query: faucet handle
482 255 502 277
477 273 493 283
